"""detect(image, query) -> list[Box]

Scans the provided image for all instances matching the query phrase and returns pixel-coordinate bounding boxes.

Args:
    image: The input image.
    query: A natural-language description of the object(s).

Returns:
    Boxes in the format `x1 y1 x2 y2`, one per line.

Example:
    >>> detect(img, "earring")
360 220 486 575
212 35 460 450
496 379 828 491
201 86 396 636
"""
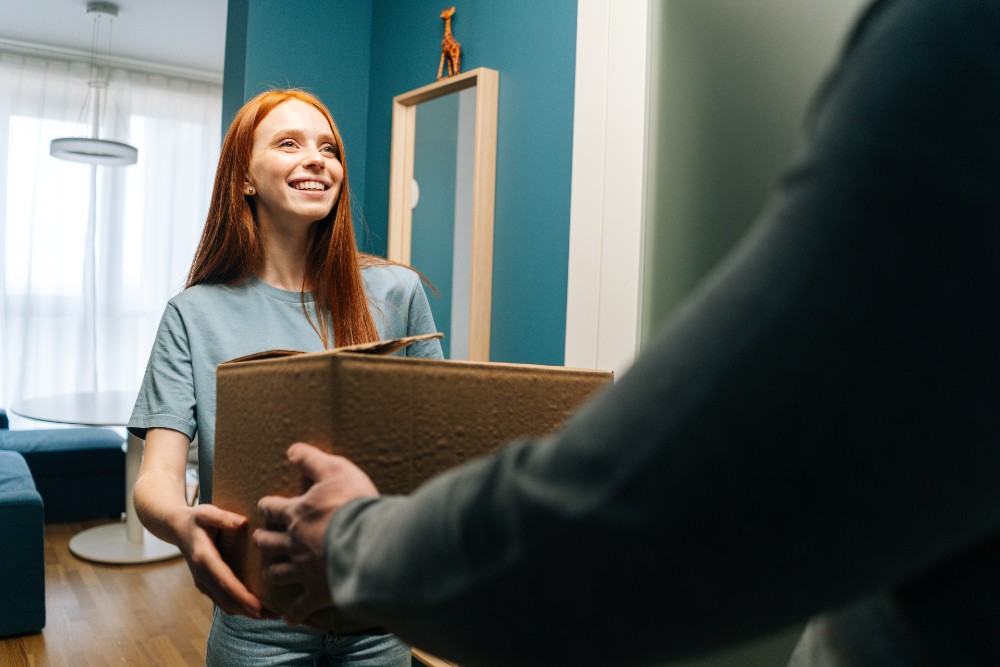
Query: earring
246 186 256 195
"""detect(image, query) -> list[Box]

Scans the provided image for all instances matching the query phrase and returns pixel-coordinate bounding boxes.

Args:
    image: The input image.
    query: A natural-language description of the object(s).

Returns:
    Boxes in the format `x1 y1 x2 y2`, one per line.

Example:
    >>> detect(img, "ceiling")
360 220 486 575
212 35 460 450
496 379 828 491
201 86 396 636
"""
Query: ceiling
0 0 228 77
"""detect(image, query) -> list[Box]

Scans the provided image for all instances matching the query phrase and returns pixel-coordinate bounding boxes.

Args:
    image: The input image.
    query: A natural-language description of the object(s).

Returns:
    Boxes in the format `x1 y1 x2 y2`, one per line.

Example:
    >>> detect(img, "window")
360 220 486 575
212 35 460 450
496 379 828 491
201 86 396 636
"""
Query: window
0 51 222 412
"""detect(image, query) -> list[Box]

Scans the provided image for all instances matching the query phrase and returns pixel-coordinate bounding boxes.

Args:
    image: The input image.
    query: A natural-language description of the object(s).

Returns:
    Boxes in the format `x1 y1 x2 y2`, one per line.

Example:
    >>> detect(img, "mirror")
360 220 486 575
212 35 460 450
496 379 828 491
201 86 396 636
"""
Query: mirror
387 67 499 361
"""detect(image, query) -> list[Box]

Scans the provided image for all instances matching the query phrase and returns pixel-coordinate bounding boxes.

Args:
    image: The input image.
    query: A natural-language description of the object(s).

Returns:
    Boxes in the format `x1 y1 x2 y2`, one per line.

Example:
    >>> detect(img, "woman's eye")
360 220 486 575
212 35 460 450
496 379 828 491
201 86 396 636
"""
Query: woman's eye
278 139 297 148
321 144 338 156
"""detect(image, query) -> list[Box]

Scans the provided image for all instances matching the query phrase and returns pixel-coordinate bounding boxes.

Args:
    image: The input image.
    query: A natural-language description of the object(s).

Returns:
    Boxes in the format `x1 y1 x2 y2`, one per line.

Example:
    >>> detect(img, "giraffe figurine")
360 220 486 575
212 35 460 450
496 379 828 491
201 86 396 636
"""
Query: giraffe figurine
438 6 462 80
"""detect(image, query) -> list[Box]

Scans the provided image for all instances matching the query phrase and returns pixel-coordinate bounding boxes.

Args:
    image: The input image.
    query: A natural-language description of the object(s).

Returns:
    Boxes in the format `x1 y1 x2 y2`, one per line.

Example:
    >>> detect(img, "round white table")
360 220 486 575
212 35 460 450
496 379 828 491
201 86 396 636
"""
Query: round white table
11 390 181 565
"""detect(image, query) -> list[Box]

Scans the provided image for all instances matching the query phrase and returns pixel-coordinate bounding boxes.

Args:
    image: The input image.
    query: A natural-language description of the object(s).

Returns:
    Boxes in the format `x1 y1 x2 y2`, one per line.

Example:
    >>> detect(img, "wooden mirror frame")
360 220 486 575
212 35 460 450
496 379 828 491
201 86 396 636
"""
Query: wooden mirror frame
387 67 499 361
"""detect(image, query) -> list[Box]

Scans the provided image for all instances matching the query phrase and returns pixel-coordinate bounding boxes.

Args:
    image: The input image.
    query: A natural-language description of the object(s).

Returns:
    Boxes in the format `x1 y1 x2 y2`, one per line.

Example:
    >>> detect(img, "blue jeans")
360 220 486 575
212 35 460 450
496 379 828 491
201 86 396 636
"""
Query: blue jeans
205 608 411 666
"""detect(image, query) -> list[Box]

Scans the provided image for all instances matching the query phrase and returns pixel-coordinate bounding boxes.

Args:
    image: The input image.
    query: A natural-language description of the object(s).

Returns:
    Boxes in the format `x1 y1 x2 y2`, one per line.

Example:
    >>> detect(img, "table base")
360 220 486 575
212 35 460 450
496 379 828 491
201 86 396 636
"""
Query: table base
69 522 182 564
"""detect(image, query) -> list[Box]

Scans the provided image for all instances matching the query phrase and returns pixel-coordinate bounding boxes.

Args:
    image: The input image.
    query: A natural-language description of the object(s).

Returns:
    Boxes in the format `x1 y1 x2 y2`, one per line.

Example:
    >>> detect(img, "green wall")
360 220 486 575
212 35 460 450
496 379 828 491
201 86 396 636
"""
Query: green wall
224 0 579 365
642 0 869 345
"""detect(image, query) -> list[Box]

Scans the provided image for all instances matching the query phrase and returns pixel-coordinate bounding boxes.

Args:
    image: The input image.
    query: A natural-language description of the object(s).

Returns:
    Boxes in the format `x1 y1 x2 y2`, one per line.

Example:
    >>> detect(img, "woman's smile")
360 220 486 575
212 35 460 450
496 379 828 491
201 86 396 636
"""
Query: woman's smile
290 179 330 192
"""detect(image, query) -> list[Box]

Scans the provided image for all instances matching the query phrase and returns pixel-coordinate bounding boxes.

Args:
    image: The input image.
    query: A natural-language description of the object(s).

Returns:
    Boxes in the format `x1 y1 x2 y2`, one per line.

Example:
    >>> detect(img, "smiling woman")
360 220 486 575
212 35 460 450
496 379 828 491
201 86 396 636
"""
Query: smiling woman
127 88 443 666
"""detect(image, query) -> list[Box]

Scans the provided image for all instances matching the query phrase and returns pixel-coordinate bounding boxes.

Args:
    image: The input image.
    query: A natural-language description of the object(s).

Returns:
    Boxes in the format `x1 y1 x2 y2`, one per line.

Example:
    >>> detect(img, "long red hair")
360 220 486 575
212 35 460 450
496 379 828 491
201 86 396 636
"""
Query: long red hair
186 88 382 348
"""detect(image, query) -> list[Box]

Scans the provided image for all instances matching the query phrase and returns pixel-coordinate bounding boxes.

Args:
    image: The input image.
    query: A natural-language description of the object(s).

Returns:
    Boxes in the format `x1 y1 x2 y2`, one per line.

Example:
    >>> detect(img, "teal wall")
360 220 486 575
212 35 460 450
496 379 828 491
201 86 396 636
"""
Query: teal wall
364 1 578 364
225 0 579 365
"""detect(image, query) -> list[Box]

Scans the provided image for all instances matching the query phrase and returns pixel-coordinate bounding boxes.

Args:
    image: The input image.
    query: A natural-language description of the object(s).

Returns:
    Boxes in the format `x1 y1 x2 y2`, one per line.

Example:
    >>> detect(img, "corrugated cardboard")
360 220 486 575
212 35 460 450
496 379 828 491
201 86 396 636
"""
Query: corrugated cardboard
213 334 613 634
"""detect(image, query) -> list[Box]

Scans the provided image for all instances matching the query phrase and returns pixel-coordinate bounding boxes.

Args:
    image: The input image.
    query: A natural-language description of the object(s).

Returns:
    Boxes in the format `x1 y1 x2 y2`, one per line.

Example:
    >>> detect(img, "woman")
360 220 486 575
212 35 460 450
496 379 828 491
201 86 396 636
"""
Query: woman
129 89 441 666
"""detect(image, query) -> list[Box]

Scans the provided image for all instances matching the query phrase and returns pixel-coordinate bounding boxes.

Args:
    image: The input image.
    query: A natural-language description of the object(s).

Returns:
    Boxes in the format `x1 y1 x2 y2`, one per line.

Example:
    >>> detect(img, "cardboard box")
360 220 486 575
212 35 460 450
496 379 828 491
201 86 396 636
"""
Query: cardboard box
213 335 613 633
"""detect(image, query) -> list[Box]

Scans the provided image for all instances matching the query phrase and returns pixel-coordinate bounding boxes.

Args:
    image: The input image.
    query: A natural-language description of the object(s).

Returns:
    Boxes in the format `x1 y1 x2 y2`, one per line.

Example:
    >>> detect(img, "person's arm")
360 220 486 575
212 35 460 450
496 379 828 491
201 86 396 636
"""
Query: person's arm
135 427 267 618
264 1 1000 665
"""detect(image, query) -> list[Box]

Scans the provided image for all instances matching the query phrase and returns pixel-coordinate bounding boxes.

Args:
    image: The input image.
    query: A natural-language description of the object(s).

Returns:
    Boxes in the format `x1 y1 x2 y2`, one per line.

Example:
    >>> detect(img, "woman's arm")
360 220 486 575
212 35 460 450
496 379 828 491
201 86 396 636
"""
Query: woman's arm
135 427 269 619
133 427 191 541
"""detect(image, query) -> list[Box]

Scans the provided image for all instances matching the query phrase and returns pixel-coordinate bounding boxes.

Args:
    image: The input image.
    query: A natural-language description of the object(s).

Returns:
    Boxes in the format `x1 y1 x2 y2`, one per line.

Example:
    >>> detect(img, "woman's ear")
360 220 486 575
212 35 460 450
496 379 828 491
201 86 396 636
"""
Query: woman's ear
244 181 256 196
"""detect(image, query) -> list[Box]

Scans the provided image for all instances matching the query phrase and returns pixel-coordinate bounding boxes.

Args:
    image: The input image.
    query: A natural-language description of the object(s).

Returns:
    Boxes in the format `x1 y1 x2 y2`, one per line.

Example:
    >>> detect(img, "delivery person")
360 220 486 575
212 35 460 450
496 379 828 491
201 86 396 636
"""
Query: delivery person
253 1 1000 665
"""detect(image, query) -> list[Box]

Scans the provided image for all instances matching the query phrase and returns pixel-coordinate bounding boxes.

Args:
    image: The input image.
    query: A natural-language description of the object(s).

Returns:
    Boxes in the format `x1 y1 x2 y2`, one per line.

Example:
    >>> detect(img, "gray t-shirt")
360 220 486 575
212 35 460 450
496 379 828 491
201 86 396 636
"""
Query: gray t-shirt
128 264 443 503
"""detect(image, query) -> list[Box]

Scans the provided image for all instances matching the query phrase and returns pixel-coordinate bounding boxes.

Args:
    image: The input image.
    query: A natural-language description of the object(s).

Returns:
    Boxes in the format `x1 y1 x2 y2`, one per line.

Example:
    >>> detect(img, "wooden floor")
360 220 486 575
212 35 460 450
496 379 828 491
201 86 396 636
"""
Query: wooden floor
1 519 456 667
0 518 212 666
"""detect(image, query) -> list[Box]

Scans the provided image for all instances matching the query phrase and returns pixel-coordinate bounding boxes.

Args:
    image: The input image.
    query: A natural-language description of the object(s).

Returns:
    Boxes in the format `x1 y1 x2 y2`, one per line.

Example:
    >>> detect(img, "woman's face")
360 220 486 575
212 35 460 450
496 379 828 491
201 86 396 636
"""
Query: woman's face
246 99 345 232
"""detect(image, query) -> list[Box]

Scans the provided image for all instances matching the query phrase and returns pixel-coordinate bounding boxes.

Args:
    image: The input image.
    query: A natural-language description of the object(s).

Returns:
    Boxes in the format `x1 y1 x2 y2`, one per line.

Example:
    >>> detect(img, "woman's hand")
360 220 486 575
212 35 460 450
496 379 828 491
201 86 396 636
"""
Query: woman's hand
134 427 273 619
175 502 273 619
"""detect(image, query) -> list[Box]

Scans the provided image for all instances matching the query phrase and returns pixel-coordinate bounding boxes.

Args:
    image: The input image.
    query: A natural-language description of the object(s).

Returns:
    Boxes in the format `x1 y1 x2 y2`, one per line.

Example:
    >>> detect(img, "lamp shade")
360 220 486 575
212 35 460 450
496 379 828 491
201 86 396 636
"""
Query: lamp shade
49 2 138 167
50 137 138 166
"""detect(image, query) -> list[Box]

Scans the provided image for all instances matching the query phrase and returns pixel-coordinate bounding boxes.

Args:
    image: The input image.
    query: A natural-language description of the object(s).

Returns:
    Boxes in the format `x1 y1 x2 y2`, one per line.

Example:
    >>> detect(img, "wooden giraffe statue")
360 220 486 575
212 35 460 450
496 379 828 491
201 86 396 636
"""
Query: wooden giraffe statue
438 6 462 80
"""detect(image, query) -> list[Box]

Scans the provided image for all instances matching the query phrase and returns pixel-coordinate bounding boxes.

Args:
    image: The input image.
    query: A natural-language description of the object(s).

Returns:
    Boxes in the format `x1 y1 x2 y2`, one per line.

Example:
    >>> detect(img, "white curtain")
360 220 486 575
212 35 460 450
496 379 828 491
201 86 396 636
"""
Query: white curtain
0 51 222 425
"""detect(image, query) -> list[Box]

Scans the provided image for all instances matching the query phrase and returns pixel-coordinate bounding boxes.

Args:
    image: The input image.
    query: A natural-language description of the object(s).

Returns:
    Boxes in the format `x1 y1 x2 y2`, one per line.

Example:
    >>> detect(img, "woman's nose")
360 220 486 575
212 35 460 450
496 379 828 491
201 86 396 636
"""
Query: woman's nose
302 145 324 168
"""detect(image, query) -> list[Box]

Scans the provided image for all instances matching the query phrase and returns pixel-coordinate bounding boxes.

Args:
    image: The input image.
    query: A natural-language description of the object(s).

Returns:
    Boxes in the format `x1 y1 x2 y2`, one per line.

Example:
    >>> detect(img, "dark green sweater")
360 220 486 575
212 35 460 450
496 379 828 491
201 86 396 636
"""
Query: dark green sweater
325 1 1000 664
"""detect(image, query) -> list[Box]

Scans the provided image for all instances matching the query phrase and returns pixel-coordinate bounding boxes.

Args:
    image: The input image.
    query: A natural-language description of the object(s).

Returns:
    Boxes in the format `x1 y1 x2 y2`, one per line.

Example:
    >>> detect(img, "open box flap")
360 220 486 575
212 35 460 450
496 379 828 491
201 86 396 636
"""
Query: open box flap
221 332 444 365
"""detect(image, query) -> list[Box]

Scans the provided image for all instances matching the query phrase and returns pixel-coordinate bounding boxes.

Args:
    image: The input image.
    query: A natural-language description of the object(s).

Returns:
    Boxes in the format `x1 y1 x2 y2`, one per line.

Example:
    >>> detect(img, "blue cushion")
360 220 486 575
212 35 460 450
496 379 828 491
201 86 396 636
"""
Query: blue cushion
0 450 40 497
0 429 125 523
0 427 124 475
0 450 45 637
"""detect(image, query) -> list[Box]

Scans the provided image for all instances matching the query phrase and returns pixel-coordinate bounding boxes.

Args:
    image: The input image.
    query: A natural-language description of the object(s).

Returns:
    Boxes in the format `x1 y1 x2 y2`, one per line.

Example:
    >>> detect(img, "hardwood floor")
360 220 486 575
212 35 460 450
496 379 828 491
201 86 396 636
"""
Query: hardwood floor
0 518 212 666
1 519 456 667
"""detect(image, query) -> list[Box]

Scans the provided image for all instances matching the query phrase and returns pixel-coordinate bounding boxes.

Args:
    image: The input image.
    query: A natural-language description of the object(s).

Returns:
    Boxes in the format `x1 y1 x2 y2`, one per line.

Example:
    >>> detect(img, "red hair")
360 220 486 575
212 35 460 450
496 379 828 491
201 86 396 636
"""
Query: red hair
187 88 382 347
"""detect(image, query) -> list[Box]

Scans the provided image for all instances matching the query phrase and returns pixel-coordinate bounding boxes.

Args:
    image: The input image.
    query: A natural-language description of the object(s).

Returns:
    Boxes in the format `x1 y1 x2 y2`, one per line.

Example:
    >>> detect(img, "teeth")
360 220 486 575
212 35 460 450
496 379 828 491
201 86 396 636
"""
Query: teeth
293 181 327 190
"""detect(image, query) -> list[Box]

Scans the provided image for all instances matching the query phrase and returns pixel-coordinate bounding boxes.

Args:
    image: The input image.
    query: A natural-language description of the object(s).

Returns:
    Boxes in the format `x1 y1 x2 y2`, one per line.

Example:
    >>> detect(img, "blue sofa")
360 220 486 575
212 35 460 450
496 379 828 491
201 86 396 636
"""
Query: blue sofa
0 409 126 523
0 449 45 636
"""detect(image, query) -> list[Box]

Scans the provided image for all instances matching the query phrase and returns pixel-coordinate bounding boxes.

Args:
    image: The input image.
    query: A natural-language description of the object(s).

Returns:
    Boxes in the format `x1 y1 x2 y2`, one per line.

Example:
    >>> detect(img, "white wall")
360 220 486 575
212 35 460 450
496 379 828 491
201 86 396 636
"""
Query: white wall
565 0 651 378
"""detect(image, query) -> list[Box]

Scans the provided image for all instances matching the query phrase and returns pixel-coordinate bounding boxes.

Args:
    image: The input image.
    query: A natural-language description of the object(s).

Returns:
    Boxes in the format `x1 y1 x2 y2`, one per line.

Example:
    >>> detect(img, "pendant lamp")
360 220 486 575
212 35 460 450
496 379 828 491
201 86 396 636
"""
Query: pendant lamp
49 2 138 167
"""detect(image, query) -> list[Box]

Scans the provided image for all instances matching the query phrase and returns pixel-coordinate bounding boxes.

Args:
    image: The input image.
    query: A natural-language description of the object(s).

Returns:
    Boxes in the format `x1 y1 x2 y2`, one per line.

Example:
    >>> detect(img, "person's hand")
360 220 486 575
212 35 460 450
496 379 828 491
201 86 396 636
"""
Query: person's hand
176 503 272 619
253 442 379 626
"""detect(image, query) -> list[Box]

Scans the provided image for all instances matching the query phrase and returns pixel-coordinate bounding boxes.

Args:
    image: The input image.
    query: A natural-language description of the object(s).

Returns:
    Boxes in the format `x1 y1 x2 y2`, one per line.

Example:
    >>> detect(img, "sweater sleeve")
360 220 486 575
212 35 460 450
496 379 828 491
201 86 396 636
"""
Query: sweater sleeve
324 2 1000 665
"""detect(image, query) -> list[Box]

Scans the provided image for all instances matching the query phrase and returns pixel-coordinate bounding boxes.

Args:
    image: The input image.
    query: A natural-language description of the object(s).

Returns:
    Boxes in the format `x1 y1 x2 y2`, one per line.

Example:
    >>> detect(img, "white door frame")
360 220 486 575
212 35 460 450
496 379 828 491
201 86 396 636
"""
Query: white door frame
565 0 651 377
